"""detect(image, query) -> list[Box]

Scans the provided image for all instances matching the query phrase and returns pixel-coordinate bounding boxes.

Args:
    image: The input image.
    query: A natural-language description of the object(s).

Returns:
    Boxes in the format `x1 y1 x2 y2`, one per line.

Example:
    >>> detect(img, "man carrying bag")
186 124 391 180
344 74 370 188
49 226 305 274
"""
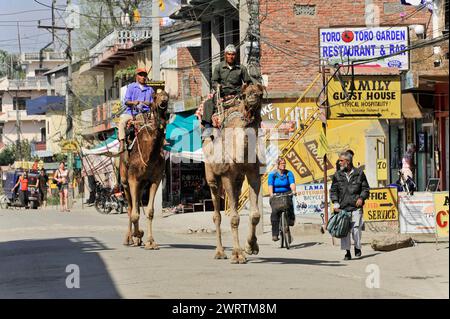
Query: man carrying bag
330 151 370 260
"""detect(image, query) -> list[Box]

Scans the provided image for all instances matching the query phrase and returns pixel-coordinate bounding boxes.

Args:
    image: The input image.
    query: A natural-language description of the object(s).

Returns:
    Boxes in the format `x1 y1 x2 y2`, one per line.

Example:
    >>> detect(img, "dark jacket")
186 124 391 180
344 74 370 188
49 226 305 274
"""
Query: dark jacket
211 61 251 96
330 167 370 212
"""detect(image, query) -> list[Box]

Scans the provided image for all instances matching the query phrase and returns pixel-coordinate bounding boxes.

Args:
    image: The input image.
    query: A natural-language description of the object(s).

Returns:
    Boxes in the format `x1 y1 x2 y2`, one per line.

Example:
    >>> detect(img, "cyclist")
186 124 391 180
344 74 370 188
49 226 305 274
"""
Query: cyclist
268 158 297 242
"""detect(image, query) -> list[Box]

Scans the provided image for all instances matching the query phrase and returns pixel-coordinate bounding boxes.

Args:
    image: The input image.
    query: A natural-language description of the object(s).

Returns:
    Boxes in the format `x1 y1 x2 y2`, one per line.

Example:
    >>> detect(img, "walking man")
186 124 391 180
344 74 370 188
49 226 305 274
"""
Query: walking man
330 151 370 260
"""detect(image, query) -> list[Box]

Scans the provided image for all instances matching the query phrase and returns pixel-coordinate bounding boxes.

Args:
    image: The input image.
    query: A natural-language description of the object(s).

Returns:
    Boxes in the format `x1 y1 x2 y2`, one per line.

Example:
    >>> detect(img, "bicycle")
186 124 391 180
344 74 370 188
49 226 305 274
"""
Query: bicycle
271 193 295 250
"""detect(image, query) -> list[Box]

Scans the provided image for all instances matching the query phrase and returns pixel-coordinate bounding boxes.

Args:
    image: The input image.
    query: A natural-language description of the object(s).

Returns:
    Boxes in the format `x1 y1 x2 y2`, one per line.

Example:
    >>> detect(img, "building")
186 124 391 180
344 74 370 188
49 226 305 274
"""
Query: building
0 51 66 158
171 0 449 192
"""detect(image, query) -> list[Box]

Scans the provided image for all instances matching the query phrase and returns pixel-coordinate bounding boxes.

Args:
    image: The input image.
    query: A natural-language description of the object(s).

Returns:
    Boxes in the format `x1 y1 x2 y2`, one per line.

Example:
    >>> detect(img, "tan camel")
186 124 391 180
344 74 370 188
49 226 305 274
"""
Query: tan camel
120 90 169 249
203 83 264 264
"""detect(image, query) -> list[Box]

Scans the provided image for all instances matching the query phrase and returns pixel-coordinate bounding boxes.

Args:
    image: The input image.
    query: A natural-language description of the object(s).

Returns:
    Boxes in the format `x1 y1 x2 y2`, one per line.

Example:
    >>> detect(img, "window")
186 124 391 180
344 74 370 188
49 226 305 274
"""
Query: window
0 97 2 112
293 4 316 16
13 97 30 111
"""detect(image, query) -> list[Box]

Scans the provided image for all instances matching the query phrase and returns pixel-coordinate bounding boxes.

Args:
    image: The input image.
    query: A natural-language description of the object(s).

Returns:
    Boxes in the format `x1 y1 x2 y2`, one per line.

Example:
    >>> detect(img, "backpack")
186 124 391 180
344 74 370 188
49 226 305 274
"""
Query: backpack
327 210 352 238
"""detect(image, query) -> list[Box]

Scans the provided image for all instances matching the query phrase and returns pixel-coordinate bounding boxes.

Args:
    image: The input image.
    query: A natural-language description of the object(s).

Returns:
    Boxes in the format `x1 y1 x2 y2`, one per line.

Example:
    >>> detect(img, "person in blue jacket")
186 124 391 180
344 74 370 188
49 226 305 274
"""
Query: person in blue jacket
268 157 297 242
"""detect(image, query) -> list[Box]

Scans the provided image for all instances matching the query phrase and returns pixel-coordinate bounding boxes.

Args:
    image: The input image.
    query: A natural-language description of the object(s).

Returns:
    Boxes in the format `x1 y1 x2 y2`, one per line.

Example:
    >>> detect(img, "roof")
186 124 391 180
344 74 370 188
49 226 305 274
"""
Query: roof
43 64 68 76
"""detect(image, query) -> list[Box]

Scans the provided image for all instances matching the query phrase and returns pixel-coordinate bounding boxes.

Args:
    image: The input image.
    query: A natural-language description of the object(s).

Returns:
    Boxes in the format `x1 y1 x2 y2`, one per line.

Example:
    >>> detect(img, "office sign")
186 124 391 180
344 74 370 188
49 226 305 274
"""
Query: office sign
363 187 399 222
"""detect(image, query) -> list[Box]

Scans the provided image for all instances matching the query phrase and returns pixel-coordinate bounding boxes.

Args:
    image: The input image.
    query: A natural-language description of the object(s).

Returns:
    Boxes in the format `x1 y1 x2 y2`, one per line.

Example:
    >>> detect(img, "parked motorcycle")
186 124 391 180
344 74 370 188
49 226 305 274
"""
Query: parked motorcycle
94 183 127 214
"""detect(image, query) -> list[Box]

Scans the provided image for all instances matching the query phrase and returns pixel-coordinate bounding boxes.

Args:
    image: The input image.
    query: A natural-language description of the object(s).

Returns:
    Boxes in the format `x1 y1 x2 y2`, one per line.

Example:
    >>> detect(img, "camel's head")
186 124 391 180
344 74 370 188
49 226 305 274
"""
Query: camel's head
241 83 264 112
153 89 169 111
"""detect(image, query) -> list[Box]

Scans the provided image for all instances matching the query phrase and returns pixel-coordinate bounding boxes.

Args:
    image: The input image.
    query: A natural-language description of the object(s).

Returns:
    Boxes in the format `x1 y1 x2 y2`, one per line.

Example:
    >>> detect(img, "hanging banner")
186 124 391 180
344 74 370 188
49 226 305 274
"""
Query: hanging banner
363 187 398 222
399 192 436 234
434 193 449 238
328 75 402 119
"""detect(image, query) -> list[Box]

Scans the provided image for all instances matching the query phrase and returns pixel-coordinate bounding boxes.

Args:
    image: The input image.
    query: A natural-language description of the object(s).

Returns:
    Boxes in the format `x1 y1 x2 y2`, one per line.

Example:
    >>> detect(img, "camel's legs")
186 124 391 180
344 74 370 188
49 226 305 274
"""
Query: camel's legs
245 168 261 255
120 161 133 246
222 176 246 264
208 176 226 259
129 178 143 246
144 181 160 250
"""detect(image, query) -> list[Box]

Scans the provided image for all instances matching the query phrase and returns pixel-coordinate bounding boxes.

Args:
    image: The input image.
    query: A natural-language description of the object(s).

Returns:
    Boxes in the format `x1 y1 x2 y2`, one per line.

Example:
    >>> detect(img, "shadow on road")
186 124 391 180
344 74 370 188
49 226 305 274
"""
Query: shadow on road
289 242 323 250
353 253 381 260
0 237 121 299
161 243 216 250
249 257 344 266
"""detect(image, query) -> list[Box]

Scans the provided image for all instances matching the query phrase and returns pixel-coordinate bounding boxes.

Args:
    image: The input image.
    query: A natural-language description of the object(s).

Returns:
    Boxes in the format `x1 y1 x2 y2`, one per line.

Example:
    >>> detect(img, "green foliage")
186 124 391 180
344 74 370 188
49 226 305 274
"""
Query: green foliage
115 64 137 80
0 140 35 165
53 153 67 163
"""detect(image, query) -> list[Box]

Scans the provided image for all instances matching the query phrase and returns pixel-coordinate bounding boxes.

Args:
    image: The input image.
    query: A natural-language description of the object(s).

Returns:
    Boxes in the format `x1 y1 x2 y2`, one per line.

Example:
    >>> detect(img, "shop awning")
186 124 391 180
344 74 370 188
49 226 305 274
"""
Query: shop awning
402 93 423 119
26 95 65 115
164 113 204 161
81 130 119 156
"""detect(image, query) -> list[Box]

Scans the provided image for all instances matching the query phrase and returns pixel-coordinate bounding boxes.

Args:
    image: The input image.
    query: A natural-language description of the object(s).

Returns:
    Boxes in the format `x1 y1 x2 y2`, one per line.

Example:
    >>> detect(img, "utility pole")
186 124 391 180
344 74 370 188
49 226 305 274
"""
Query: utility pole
246 0 262 83
152 0 160 81
16 22 22 160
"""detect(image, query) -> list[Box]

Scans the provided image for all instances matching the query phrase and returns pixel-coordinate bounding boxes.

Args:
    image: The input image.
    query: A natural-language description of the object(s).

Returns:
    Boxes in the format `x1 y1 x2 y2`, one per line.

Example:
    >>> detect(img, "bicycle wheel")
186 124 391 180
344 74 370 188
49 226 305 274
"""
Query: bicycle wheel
279 213 285 248
281 211 290 249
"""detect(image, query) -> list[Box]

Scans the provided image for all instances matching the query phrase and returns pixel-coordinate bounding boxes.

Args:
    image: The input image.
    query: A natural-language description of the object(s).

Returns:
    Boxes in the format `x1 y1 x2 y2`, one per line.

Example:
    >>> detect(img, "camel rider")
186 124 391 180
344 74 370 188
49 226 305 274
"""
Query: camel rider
202 44 252 129
118 68 155 154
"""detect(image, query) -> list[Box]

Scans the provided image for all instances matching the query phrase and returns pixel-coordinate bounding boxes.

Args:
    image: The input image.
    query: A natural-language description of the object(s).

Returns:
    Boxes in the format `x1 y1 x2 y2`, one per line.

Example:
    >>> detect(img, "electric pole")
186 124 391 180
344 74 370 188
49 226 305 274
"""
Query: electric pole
246 0 262 83
16 22 22 160
152 0 160 81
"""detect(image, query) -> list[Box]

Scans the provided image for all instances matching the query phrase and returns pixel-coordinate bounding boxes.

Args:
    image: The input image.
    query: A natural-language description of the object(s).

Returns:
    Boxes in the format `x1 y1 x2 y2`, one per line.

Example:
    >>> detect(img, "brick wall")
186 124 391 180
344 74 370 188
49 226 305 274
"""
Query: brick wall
260 0 431 98
177 47 203 100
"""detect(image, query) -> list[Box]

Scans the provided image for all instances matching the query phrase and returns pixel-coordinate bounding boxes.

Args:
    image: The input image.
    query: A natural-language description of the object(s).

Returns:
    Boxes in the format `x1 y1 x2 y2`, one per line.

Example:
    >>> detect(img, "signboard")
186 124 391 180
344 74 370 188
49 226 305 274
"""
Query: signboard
111 100 122 124
319 26 409 70
294 183 331 215
399 192 436 234
328 76 402 119
377 159 388 181
363 187 398 222
434 193 449 238
60 139 79 153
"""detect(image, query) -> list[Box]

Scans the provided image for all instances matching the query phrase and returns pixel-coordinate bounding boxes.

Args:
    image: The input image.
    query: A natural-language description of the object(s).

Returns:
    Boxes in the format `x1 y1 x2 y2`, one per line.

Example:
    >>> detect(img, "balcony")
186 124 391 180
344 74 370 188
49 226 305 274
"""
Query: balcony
8 77 50 91
21 52 66 62
89 28 151 69
32 141 47 151
5 110 45 122
81 99 121 136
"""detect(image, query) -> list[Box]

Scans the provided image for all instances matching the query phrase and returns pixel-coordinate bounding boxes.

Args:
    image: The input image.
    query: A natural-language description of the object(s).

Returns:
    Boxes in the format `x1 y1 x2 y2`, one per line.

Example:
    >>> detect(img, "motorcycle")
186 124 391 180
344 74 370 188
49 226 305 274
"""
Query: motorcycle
94 183 127 214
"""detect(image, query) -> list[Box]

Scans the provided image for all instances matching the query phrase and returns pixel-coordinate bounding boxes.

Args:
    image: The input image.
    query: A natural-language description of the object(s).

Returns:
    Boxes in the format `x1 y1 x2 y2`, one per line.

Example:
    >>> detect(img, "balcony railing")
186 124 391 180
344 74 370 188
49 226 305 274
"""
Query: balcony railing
32 141 47 151
21 52 66 62
89 28 151 58
6 110 45 120
8 77 50 90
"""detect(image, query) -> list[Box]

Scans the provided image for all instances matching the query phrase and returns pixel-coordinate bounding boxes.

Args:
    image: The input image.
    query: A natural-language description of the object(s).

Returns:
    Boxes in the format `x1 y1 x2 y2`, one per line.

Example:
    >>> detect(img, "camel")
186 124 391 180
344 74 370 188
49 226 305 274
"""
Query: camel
203 83 264 264
120 90 169 249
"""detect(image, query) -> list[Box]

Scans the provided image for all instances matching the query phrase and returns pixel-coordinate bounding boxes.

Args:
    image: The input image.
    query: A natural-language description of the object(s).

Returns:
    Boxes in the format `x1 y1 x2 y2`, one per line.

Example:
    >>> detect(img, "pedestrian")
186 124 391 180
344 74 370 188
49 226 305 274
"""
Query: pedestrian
84 174 97 206
330 151 370 260
268 157 297 242
34 168 49 208
400 143 417 193
54 162 70 212
12 171 29 209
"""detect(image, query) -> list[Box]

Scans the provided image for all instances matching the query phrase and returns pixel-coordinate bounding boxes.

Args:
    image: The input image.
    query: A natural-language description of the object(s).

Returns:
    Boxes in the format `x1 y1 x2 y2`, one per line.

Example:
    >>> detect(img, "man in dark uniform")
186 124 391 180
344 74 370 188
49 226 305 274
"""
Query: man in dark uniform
202 44 252 129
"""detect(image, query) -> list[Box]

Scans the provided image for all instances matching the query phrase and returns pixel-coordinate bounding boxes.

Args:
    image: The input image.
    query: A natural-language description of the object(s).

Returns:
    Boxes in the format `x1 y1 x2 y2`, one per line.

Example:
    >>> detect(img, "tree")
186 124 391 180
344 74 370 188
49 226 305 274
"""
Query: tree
74 0 149 59
0 140 35 165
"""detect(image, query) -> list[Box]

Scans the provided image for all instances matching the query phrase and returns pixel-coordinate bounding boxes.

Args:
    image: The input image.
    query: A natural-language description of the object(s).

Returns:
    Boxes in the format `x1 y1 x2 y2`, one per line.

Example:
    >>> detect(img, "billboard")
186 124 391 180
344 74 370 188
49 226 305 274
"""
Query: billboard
320 26 409 70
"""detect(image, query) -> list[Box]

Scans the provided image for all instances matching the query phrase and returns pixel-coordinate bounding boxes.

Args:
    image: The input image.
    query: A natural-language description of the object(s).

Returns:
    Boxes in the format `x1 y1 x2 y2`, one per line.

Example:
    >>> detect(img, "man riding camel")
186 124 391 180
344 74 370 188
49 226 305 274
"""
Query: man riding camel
118 67 155 154
201 44 252 131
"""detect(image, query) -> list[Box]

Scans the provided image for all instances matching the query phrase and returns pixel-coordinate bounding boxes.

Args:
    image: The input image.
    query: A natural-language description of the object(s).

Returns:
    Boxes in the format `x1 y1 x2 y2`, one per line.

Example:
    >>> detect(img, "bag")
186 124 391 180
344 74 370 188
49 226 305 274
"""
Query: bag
270 194 293 214
327 210 352 238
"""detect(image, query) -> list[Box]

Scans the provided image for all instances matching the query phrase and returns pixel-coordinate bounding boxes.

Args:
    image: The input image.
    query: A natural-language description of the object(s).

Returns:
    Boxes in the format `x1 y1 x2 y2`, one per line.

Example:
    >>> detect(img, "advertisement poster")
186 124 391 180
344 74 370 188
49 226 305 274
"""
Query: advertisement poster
294 183 331 215
434 192 449 238
399 193 436 234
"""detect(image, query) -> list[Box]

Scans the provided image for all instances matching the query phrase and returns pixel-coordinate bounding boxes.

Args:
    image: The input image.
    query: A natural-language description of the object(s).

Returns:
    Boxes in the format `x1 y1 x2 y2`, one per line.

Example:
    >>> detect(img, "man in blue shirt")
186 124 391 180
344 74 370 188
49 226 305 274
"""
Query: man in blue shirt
118 67 155 153
268 158 297 242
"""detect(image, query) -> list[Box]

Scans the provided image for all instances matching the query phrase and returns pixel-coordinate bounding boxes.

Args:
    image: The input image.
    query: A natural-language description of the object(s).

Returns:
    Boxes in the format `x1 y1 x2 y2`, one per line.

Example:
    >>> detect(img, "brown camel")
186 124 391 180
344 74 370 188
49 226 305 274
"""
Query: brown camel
203 83 264 264
120 90 169 249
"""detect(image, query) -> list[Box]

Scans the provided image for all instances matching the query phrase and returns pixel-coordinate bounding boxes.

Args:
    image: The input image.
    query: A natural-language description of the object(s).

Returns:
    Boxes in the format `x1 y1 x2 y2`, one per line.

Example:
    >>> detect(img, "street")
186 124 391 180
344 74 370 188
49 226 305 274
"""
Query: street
0 204 448 299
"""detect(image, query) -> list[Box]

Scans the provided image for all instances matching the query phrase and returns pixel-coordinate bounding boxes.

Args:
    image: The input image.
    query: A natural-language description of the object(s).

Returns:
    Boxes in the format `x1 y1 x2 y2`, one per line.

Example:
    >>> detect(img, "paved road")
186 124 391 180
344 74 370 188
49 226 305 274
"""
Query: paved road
0 205 448 299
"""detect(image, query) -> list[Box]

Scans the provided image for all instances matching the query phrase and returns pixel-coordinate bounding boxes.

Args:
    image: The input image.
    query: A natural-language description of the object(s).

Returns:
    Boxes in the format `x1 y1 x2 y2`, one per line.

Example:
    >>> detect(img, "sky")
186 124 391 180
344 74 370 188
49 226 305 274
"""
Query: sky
0 0 181 54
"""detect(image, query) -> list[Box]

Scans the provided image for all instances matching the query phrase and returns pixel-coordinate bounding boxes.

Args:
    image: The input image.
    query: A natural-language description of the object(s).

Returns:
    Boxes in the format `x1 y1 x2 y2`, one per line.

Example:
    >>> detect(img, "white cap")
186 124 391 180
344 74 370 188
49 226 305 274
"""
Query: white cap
225 44 236 53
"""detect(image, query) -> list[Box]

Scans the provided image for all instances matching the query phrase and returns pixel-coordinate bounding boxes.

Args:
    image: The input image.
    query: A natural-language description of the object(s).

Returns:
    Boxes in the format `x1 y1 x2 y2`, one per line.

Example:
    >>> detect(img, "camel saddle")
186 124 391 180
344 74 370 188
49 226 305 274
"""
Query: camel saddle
211 97 243 128
124 113 158 152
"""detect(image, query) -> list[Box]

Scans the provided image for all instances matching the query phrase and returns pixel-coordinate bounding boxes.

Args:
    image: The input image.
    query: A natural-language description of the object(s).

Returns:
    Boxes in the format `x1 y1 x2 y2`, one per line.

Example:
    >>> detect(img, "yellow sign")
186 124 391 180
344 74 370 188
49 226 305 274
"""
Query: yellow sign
111 100 122 124
13 160 44 170
328 76 401 119
159 0 165 11
377 159 388 181
260 102 381 195
363 187 398 222
60 139 79 153
434 192 449 238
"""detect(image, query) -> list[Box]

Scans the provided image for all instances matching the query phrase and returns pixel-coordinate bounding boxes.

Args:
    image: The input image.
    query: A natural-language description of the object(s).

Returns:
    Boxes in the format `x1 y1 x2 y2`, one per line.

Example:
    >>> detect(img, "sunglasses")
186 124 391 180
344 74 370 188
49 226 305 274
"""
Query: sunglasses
137 73 148 77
